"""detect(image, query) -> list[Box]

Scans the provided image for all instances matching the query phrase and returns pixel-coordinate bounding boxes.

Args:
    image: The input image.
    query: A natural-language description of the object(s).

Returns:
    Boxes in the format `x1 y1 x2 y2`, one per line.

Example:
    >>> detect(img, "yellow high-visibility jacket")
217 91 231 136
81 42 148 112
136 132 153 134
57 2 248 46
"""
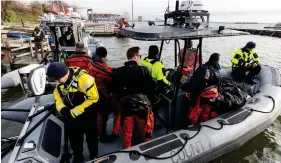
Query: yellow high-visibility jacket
141 57 169 85
53 67 99 118
232 48 259 67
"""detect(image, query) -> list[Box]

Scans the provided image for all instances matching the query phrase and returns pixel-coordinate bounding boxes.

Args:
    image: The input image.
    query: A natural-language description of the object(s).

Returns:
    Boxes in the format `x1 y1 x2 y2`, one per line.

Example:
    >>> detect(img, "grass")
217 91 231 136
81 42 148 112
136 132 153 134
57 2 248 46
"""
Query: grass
6 10 39 23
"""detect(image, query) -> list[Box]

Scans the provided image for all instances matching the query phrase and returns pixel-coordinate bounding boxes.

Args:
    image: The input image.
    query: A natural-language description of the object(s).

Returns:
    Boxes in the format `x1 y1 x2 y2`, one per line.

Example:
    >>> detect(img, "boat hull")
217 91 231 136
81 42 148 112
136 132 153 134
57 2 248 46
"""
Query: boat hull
3 65 281 163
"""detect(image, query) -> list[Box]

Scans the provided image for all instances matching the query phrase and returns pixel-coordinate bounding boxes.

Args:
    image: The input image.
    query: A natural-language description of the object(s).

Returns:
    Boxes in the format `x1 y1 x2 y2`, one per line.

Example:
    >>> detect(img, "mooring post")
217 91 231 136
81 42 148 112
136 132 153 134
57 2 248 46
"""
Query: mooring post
5 41 13 65
29 38 33 58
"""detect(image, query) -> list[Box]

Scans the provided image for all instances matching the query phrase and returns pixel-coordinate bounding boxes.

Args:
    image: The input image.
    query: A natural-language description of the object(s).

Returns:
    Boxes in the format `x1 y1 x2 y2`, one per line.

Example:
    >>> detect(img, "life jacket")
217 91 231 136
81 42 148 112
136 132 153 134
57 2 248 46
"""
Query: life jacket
55 66 99 117
140 57 169 85
57 67 87 108
33 29 44 42
65 55 113 98
178 48 200 75
188 87 219 125
231 48 259 67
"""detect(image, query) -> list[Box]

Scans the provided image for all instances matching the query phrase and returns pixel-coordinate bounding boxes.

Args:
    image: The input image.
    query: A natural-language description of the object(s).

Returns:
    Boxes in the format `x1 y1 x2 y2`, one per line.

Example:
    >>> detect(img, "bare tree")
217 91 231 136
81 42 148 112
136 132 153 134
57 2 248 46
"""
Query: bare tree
1 1 14 21
30 1 43 15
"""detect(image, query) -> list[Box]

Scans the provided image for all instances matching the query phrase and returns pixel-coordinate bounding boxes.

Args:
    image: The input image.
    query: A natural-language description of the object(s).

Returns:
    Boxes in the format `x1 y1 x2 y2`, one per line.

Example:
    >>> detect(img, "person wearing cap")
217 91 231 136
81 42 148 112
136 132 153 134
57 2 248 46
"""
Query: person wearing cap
141 45 169 86
47 62 99 162
181 53 221 125
112 46 157 148
140 45 169 129
231 41 261 84
59 27 75 46
32 26 45 62
65 46 117 142
92 47 120 142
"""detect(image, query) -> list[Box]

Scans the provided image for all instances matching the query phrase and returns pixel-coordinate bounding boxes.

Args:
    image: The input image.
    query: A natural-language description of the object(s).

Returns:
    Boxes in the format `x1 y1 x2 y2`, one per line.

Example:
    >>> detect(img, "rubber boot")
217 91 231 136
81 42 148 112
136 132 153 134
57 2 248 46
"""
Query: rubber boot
72 154 84 163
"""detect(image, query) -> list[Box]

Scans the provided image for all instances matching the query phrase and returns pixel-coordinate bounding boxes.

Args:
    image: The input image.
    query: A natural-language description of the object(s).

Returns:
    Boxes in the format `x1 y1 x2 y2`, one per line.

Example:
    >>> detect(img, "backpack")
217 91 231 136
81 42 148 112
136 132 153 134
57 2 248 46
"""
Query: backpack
216 77 248 114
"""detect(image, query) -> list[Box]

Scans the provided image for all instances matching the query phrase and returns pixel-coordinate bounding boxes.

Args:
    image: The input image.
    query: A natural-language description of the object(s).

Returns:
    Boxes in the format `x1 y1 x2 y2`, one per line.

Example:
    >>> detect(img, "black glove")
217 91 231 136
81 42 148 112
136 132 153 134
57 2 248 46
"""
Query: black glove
60 107 74 123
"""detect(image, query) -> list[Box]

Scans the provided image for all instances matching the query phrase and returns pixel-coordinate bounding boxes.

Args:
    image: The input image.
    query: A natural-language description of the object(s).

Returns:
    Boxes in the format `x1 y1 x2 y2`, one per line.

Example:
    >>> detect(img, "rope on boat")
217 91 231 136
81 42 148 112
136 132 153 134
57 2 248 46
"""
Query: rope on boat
93 95 275 161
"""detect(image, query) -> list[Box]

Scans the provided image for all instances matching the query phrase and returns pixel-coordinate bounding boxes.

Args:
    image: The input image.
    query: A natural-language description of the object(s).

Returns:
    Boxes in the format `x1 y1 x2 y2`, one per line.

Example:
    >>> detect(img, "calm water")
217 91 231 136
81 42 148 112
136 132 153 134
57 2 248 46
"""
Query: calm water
1 22 281 162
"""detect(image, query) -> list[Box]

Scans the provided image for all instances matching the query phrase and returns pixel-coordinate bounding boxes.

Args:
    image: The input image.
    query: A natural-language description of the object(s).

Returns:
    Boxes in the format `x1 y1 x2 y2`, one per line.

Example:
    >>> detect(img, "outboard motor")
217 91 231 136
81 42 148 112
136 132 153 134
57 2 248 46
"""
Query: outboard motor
1 64 43 92
6 65 65 163
17 64 46 96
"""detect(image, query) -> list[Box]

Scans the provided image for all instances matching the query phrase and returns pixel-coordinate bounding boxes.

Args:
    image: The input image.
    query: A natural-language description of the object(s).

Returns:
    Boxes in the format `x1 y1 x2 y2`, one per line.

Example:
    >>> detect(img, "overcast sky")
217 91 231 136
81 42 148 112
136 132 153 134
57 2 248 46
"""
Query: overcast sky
23 0 281 23
65 0 281 23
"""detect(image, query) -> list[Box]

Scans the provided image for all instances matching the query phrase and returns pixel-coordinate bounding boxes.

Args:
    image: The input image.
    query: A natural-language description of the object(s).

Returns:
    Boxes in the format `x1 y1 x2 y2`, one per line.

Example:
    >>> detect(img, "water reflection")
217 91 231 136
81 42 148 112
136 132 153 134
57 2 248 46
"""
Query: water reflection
212 117 281 163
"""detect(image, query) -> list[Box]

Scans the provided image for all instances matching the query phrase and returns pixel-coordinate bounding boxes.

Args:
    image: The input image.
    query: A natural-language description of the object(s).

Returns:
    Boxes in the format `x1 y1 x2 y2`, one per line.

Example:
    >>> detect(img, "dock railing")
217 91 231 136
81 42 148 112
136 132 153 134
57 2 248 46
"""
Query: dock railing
2 36 50 65
84 23 116 36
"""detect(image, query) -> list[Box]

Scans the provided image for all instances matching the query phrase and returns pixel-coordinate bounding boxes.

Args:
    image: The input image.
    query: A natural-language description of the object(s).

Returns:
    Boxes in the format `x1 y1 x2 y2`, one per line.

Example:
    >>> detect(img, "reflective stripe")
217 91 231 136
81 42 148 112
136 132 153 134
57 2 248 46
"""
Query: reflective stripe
71 108 81 117
86 83 95 92
71 82 78 88
57 103 65 111
82 78 94 92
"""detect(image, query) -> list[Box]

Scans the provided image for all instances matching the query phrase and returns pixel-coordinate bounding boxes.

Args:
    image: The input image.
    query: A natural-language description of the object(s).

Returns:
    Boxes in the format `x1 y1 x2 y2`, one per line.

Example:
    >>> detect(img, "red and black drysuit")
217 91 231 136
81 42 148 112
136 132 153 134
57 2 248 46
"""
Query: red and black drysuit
112 61 157 148
181 61 221 125
65 54 119 136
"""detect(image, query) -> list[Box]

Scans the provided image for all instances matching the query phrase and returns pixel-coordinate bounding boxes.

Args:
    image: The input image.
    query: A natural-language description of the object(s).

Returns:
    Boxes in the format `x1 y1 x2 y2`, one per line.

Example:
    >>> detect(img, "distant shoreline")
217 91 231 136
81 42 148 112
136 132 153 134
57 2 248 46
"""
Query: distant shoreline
209 22 275 24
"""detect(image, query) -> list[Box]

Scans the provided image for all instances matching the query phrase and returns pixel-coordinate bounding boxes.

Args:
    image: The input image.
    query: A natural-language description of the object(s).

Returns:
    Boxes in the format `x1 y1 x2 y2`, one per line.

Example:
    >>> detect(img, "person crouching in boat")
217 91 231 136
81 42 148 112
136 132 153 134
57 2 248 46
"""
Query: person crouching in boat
47 62 99 162
231 41 261 84
65 43 118 142
181 53 221 126
112 47 157 148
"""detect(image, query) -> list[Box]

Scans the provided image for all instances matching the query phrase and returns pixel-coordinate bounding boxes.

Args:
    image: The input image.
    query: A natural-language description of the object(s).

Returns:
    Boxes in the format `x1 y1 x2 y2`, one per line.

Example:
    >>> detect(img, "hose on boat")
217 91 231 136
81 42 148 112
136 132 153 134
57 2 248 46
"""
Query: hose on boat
248 95 275 113
93 95 275 161
94 123 224 161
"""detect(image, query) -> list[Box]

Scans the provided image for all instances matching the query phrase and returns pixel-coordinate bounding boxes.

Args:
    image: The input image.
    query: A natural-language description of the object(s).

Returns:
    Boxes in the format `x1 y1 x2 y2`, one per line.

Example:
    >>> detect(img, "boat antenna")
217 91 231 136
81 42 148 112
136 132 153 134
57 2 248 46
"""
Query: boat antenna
165 0 170 13
175 0 179 11
132 0 134 24
165 0 170 14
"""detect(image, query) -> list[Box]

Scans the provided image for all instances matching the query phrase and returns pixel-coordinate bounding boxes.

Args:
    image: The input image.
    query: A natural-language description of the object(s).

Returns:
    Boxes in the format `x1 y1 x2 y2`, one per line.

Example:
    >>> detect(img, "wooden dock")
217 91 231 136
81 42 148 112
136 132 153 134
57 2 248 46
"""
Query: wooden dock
1 37 50 65
2 22 38 34
84 23 116 36
229 28 281 38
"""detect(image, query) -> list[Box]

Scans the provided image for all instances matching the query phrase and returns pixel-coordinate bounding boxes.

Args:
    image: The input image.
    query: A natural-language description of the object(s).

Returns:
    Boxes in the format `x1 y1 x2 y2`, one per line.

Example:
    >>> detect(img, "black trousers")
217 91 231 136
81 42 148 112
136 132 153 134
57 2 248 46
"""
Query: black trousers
231 64 261 82
97 93 114 135
66 108 98 159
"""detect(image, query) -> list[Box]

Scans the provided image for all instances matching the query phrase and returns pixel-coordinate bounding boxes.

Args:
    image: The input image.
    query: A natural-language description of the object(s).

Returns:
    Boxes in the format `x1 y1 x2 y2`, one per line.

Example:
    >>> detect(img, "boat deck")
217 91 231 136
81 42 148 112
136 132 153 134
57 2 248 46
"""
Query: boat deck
81 114 166 162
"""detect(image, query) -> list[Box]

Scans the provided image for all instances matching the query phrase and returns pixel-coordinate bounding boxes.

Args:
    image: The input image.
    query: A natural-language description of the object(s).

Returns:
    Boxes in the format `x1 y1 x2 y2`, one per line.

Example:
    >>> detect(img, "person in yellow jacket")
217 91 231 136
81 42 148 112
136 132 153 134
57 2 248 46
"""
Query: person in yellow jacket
231 41 261 84
46 62 99 163
141 45 169 86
